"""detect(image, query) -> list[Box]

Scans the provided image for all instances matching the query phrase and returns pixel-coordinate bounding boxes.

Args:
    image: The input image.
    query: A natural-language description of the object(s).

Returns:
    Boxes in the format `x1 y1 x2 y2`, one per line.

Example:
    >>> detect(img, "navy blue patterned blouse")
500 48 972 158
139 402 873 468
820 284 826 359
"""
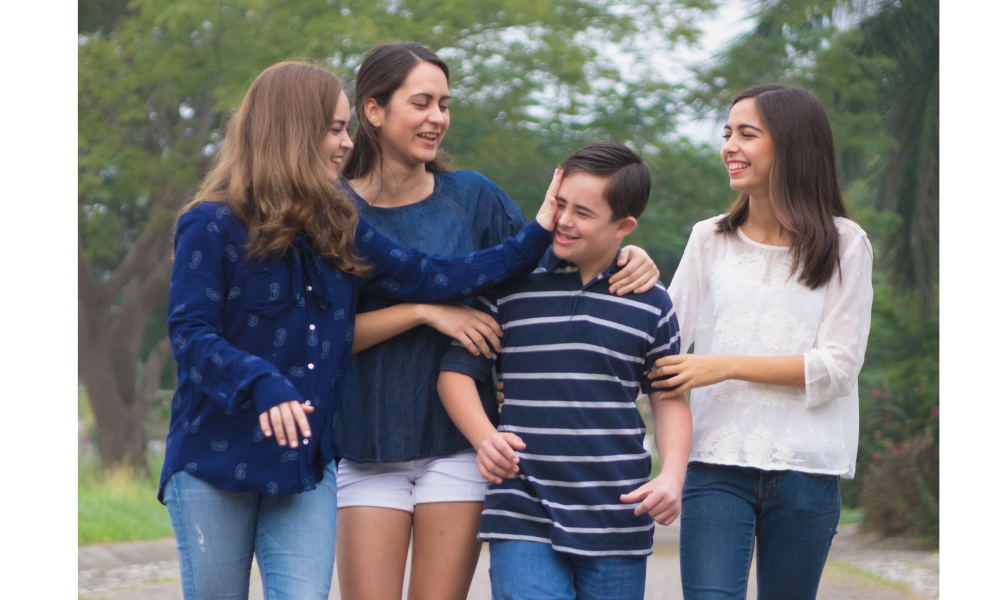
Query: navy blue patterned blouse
158 201 550 502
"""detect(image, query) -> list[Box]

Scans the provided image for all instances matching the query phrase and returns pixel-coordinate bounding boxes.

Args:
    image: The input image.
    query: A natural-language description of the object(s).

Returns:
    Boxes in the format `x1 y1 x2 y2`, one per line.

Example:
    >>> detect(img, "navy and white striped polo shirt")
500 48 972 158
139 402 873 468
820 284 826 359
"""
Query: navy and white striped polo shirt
439 247 681 557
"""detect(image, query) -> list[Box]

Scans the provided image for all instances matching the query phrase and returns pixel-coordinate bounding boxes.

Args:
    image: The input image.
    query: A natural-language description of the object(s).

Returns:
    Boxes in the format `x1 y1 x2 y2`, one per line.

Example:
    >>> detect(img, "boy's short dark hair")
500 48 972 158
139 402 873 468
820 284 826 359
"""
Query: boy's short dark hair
558 142 651 221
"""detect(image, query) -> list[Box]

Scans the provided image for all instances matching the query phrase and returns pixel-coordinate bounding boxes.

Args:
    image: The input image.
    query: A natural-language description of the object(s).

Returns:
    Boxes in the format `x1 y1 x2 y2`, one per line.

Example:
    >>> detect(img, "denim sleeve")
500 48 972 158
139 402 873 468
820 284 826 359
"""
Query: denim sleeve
357 218 550 302
438 295 498 382
485 179 528 244
167 209 302 416
641 287 682 395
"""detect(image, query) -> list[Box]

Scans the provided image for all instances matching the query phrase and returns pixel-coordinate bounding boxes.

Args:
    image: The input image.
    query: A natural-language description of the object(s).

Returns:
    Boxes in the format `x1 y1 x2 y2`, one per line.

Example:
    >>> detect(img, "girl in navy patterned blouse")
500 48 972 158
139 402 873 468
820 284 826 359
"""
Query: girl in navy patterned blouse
162 61 560 600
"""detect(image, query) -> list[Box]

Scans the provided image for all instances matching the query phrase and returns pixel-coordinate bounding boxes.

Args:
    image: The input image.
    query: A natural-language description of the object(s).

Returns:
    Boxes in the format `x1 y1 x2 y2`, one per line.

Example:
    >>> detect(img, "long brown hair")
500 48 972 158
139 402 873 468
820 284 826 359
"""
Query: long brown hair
182 61 369 275
340 42 452 182
716 84 847 289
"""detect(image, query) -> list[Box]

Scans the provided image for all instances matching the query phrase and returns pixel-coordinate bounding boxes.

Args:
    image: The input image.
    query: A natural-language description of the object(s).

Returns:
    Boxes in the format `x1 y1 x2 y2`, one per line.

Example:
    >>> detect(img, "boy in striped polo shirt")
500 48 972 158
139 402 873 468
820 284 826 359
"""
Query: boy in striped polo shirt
438 142 692 599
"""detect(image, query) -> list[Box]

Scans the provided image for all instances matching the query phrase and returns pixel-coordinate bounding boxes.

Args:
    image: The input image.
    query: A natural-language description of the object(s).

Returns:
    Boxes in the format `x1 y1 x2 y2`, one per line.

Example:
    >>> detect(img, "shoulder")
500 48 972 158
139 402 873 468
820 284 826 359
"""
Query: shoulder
833 217 873 259
176 202 244 241
690 215 727 240
442 170 515 204
625 280 674 315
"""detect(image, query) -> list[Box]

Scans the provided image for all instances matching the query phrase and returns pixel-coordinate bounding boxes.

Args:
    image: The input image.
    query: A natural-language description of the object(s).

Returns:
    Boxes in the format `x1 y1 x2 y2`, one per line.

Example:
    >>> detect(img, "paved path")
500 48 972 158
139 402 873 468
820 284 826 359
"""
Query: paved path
79 523 937 599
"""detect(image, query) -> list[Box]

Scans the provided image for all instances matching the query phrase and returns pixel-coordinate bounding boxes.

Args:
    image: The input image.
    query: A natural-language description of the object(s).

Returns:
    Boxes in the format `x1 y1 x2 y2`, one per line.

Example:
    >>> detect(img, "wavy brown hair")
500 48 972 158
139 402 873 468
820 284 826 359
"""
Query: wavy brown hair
716 84 848 289
340 42 452 182
182 61 369 275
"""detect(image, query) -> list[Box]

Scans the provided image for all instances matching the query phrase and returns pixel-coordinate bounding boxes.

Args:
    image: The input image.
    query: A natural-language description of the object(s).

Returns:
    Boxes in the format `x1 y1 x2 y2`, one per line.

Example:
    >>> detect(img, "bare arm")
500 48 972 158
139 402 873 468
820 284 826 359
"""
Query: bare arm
438 370 525 484
649 354 805 396
352 303 503 357
620 391 692 525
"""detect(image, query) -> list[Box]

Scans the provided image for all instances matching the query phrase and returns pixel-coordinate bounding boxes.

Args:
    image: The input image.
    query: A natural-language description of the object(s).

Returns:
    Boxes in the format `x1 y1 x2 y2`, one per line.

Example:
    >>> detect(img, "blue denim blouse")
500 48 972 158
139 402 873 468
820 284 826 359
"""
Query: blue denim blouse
159 201 548 501
334 171 528 462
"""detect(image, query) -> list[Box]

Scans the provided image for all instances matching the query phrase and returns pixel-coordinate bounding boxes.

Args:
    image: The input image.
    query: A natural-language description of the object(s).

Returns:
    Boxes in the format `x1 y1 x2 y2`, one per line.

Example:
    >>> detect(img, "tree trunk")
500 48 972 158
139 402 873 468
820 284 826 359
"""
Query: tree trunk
79 214 175 471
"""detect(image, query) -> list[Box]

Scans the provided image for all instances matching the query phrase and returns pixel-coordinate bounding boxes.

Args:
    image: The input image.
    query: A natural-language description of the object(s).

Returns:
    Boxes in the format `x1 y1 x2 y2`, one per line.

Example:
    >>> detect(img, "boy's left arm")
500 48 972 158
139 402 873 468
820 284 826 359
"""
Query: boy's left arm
620 289 691 525
620 392 692 526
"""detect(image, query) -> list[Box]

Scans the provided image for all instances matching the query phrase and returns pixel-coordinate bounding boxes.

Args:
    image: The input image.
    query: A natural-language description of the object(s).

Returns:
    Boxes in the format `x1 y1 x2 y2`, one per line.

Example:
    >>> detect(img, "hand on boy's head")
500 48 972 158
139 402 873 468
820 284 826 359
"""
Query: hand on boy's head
621 473 683 526
476 431 525 485
608 245 660 295
533 168 563 231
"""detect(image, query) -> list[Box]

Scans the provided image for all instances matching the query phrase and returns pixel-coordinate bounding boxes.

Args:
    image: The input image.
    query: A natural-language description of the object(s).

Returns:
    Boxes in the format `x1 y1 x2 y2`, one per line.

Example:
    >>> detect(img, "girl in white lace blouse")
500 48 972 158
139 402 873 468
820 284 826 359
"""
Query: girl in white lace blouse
648 84 874 599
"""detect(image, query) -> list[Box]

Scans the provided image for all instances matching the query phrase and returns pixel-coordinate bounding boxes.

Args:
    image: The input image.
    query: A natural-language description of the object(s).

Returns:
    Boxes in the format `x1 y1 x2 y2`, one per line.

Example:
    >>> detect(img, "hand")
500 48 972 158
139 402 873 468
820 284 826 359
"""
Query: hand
533 168 563 231
420 304 502 358
620 472 684 526
649 354 731 396
476 431 526 484
495 380 504 405
608 246 660 295
259 400 315 448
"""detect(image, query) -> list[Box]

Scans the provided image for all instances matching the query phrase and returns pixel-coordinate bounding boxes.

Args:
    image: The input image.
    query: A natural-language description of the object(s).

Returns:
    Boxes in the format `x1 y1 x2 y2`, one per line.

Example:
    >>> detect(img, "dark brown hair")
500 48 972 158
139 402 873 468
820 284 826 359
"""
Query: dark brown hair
340 42 452 182
558 142 651 221
182 61 369 275
716 84 847 289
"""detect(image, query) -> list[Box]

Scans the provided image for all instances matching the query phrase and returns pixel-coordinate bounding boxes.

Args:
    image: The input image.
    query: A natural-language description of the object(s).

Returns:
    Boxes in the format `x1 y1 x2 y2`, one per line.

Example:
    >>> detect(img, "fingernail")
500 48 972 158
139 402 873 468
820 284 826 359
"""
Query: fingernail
291 441 298 448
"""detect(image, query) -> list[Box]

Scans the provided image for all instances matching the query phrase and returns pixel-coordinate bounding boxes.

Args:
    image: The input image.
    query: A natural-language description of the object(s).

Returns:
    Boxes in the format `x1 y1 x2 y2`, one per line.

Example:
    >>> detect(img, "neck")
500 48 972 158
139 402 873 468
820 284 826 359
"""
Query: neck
745 194 787 245
576 246 620 287
349 151 433 208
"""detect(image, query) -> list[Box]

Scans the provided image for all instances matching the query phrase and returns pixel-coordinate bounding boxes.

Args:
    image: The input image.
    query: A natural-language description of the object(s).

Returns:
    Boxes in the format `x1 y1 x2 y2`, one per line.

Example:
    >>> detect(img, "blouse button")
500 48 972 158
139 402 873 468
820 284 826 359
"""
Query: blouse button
304 400 311 406
303 439 309 445
306 285 313 291
308 363 315 370
309 324 316 330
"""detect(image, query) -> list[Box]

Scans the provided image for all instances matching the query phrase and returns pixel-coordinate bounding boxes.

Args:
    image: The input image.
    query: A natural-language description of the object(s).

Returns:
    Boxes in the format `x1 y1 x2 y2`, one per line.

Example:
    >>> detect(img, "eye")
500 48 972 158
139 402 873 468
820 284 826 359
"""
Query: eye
722 132 731 140
439 104 450 111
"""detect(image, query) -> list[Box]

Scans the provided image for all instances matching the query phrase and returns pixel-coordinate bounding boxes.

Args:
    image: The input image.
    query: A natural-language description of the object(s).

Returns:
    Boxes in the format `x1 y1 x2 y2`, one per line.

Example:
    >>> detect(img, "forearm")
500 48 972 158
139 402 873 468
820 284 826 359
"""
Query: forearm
437 370 498 449
726 355 805 387
649 391 692 481
351 304 426 353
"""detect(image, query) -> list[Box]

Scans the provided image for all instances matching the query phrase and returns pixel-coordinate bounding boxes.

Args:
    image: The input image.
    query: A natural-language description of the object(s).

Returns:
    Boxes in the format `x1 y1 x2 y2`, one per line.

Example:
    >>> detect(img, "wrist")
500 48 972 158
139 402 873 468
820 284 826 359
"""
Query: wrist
471 426 498 451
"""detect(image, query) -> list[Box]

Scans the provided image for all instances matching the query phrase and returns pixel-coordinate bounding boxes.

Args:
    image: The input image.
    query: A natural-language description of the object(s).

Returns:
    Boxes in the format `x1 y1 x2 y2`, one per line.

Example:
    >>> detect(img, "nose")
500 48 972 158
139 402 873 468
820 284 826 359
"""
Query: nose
720 135 737 157
556 207 571 229
428 104 444 125
341 132 354 151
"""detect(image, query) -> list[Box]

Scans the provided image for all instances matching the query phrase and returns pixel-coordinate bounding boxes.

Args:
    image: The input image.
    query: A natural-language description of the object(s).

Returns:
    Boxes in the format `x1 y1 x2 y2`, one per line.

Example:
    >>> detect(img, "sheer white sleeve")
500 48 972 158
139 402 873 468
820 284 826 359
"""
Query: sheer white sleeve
667 221 707 356
803 224 874 408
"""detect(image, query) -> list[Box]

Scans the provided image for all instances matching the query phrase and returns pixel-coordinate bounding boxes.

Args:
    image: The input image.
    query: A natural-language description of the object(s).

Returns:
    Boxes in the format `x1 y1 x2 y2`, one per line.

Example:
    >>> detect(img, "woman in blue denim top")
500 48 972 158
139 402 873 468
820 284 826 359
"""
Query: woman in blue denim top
332 43 663 600
162 60 562 600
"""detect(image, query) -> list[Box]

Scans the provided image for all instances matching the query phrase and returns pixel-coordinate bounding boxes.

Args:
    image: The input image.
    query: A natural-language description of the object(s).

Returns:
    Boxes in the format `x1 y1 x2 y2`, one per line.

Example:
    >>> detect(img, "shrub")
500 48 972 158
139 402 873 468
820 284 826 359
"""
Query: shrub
858 428 938 544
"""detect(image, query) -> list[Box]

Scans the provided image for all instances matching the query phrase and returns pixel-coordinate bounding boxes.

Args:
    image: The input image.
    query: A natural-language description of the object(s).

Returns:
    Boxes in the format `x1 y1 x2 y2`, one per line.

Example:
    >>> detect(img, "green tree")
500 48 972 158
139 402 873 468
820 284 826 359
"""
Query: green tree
79 0 717 469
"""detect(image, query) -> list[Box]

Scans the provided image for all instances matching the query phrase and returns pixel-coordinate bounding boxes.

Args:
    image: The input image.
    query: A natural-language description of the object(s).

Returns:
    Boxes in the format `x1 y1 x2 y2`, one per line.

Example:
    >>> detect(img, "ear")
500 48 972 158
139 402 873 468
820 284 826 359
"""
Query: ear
364 97 383 129
615 216 638 239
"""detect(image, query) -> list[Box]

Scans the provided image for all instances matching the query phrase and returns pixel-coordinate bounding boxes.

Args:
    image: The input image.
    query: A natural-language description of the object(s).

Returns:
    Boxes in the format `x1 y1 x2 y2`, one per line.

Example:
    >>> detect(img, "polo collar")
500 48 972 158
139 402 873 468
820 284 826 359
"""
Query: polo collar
536 246 624 279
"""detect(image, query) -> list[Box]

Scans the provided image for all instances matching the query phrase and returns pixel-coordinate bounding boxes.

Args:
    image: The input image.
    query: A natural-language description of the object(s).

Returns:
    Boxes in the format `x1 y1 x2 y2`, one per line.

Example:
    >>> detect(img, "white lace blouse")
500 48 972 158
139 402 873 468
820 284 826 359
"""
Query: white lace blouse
667 215 874 478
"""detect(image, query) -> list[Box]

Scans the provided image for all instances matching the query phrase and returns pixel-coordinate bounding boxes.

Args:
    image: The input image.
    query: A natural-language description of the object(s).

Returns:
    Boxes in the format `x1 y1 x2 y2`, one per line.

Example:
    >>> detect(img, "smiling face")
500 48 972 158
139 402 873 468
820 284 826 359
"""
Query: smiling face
552 171 637 281
721 97 775 199
321 91 354 182
366 61 450 169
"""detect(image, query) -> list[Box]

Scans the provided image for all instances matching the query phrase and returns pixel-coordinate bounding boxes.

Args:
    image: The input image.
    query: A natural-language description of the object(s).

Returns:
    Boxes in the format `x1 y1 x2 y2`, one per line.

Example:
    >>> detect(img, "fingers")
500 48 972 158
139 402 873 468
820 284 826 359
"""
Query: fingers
620 483 652 505
473 310 504 338
290 401 312 441
280 402 298 447
268 405 286 446
259 412 273 439
631 272 659 295
477 457 503 485
534 168 563 231
495 380 504 404
501 432 526 450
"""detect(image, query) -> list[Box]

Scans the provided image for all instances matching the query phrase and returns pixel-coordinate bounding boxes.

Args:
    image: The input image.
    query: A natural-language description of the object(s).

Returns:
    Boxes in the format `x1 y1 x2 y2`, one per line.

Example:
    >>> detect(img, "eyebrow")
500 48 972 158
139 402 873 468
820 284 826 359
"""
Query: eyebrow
554 195 597 215
410 92 452 102
331 119 348 126
724 123 764 133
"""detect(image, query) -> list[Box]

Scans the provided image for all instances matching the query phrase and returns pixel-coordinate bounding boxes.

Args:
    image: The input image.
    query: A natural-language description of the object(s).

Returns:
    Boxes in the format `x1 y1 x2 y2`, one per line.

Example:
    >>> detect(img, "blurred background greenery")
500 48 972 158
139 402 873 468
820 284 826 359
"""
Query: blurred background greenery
78 0 938 545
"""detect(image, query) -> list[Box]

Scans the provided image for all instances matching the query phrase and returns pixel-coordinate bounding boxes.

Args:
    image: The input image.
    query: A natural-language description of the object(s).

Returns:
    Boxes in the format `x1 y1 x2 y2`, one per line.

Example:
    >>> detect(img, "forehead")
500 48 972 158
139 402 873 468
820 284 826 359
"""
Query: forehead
726 97 762 126
333 90 350 118
397 61 449 95
559 171 611 213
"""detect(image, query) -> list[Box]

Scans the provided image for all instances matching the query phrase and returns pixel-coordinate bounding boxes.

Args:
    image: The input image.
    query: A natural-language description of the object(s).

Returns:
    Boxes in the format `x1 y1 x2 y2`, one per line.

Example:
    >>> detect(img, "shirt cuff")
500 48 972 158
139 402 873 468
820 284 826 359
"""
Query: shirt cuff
439 351 494 382
251 374 303 415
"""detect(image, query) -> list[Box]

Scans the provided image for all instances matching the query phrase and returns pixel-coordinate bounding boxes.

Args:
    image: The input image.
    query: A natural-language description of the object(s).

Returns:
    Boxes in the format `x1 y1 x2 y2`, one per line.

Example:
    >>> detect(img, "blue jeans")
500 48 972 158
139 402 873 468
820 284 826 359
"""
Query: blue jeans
489 540 647 600
680 462 840 600
163 461 338 600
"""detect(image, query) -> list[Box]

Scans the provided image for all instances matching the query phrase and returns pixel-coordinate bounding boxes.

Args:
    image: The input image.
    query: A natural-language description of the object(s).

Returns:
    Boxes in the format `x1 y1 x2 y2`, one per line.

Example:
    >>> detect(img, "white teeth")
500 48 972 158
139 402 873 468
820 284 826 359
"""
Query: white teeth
729 162 748 170
417 133 438 140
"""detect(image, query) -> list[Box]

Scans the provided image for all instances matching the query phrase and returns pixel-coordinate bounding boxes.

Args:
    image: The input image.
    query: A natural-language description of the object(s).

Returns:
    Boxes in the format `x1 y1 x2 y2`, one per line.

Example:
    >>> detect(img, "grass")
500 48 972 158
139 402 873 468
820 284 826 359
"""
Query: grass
839 507 864 525
78 452 173 546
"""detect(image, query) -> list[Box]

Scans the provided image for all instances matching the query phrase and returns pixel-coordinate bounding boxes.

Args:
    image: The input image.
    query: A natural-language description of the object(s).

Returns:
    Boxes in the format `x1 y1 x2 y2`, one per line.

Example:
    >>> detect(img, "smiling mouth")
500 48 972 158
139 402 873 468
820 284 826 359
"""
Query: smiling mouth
417 132 439 143
331 156 343 167
728 161 749 172
554 231 579 244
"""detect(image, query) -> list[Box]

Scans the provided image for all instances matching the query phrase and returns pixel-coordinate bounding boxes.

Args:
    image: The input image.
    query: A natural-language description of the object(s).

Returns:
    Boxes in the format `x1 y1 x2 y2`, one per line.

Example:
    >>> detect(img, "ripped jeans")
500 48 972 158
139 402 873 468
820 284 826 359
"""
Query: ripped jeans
163 461 337 600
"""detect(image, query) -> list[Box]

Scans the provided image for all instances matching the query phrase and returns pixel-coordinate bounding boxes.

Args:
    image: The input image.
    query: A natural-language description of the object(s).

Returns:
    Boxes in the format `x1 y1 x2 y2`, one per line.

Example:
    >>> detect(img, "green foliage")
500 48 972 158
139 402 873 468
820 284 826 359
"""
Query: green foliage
78 453 173 545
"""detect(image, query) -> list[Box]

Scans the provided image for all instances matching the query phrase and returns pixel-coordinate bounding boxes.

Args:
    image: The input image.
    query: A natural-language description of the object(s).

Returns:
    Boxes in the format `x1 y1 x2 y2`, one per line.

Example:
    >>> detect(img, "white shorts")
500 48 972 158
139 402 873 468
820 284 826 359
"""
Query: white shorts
336 450 488 512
